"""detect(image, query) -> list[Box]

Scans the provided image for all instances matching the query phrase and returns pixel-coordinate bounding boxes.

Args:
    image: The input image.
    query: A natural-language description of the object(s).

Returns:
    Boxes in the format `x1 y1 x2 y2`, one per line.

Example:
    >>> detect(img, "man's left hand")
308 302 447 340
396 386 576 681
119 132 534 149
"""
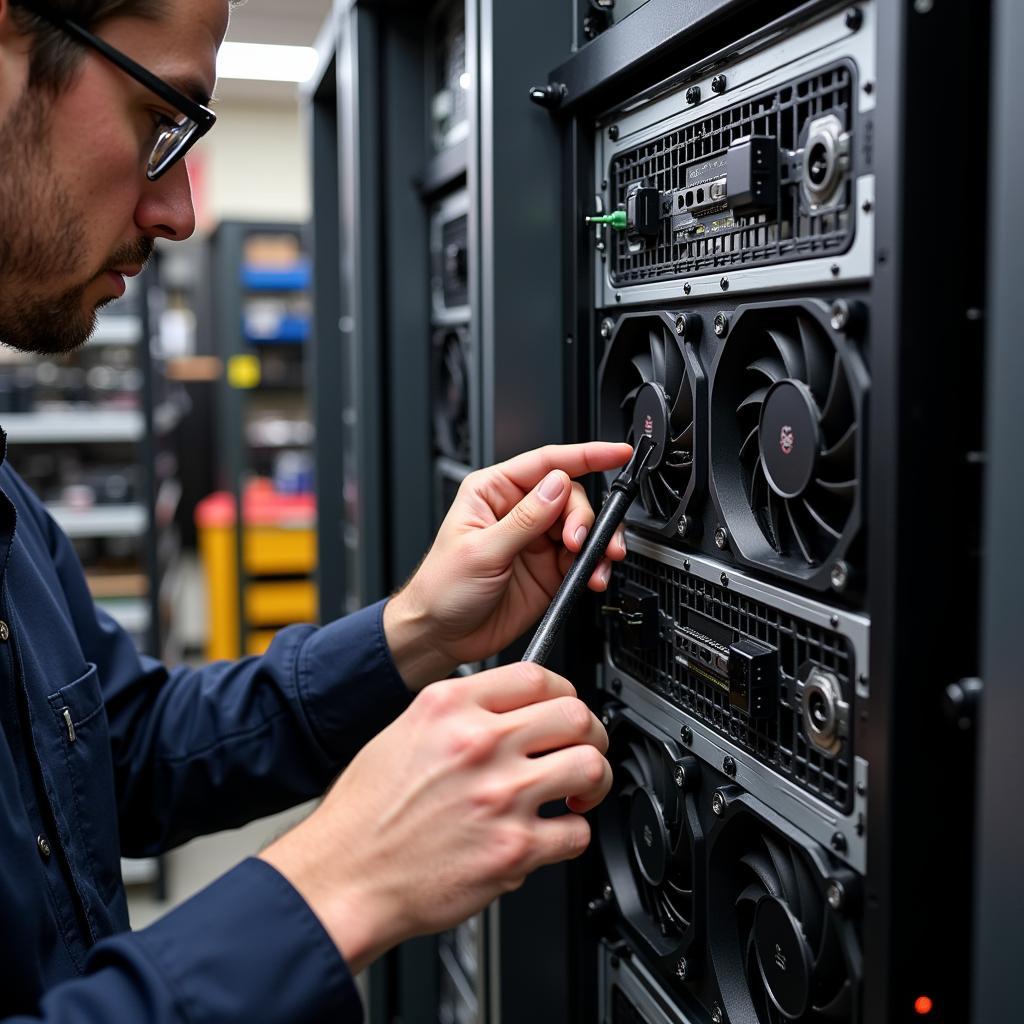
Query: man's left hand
383 442 633 690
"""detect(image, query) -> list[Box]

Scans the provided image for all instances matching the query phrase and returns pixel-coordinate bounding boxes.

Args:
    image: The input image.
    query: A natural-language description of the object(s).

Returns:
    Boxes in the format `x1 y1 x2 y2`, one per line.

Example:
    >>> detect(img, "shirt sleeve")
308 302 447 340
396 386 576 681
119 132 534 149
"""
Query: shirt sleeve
31 479 413 856
4 859 363 1024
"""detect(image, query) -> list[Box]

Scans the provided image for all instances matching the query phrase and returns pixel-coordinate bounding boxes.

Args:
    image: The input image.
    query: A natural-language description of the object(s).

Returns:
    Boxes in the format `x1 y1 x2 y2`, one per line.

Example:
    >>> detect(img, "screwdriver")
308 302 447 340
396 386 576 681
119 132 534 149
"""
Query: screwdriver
522 435 658 665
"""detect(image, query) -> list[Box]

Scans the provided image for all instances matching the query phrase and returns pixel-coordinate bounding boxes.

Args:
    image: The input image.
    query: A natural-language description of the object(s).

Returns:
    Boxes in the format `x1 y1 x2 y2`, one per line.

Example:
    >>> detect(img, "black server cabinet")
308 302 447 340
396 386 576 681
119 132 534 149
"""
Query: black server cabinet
538 1 991 1022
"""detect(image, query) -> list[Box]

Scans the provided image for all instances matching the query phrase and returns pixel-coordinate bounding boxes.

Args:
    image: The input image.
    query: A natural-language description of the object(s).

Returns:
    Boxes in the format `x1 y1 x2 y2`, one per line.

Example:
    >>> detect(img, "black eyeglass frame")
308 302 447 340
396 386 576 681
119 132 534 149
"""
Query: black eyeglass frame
15 1 216 181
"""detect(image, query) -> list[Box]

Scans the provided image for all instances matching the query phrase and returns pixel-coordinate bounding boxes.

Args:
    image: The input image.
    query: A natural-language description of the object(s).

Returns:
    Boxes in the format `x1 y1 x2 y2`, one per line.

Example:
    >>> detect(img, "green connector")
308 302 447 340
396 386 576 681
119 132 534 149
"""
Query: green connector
585 210 627 230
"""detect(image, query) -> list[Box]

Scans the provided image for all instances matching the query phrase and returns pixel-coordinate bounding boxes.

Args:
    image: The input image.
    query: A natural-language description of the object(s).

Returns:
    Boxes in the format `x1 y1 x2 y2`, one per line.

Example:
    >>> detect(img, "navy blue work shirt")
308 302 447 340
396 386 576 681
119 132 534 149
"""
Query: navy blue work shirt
0 438 413 1022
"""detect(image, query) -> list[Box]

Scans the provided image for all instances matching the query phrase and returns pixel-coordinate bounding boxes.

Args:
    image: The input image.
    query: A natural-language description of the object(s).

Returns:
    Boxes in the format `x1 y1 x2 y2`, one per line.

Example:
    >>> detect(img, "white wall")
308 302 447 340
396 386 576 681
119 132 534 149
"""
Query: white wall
191 97 311 226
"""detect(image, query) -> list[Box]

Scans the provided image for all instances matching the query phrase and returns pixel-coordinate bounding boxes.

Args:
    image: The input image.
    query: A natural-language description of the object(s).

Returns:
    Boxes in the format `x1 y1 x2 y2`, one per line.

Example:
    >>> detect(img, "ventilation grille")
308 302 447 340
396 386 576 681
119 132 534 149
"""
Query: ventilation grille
608 63 855 286
609 552 855 812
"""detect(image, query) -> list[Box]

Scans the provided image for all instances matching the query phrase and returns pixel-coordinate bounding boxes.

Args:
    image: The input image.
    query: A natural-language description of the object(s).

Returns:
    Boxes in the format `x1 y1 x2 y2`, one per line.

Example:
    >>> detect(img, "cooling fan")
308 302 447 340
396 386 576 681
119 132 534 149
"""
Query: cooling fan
708 800 861 1024
431 326 471 464
597 710 703 980
710 299 867 590
598 313 705 536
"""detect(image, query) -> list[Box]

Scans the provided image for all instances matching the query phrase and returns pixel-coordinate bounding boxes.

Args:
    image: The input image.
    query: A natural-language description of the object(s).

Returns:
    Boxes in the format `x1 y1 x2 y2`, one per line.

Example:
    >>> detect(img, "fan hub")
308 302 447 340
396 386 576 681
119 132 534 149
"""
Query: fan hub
753 896 814 1020
759 380 820 500
629 785 670 887
631 382 669 471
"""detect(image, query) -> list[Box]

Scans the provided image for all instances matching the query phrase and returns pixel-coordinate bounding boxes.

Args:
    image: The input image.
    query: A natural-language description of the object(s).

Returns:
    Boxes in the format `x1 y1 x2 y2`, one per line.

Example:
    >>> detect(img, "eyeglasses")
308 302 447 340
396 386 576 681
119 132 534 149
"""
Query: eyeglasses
15 1 216 181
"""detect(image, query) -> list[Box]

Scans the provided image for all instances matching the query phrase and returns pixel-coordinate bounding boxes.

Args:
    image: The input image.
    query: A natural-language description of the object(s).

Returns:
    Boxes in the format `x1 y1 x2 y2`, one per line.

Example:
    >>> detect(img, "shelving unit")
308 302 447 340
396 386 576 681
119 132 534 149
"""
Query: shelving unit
204 222 318 658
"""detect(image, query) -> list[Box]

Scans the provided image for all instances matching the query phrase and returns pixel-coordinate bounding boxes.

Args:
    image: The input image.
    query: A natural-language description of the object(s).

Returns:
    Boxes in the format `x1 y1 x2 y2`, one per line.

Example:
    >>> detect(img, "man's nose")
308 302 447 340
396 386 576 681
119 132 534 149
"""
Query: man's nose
134 159 197 242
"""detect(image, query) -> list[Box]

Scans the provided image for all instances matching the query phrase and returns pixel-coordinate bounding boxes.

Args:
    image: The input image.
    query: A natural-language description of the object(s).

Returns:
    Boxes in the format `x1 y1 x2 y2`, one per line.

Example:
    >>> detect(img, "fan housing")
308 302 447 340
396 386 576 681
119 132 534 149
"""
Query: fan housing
598 312 706 537
431 326 472 464
708 795 861 1024
597 708 705 983
709 299 867 592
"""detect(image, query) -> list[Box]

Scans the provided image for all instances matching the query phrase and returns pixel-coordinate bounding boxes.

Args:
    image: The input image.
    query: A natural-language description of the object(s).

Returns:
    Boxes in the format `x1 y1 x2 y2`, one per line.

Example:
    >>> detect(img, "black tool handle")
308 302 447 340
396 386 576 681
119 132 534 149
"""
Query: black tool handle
521 489 632 665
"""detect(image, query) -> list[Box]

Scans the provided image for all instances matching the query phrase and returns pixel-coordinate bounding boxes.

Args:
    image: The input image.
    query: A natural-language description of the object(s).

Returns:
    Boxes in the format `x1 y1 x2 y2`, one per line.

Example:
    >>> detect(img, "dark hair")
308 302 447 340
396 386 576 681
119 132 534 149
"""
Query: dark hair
10 1 173 93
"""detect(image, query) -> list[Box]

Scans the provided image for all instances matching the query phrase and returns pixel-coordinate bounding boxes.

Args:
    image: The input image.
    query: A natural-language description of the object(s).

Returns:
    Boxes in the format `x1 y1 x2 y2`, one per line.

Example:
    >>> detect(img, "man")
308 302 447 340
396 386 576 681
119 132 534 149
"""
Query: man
0 0 632 1020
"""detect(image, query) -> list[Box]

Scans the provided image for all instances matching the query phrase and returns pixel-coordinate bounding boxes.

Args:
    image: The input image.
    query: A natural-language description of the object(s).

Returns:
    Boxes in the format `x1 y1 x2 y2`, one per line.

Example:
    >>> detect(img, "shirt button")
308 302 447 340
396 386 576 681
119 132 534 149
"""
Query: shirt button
0 620 9 641
36 834 52 861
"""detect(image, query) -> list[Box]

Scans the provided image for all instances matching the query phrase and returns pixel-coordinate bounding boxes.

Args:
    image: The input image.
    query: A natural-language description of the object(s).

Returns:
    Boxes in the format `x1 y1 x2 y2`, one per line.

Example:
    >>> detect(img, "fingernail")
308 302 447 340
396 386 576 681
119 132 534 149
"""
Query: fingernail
538 471 565 502
574 525 588 547
618 530 627 554
599 563 612 586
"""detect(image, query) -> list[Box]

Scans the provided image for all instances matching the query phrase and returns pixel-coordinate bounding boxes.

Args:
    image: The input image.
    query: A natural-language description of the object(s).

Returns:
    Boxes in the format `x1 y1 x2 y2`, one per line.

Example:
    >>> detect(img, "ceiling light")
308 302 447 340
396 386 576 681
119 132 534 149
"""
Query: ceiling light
217 42 319 84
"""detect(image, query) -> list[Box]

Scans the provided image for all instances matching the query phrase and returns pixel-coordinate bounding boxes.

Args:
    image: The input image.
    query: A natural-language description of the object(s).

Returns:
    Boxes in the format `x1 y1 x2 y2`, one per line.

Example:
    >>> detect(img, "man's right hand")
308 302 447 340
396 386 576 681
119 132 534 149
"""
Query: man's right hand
259 663 611 974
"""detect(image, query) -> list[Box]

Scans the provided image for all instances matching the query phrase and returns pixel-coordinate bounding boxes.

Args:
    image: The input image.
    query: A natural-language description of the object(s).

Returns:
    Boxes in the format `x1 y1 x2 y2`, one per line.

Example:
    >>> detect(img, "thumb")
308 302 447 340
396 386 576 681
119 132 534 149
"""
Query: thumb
484 470 569 565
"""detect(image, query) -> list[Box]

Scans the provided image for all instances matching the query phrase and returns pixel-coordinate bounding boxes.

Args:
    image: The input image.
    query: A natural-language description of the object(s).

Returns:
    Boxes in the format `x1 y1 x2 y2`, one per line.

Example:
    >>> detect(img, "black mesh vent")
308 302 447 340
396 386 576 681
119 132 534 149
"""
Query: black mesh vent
612 986 651 1024
608 63 855 285
609 553 855 813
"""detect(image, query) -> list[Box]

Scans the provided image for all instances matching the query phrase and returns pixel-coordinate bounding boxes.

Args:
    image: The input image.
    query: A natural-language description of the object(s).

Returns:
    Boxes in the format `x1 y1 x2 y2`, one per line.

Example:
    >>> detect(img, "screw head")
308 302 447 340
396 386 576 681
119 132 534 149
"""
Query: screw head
844 6 863 30
712 789 727 815
674 313 687 335
830 300 851 331
830 560 849 591
830 614 840 629
830 263 841 277
720 572 729 587
685 85 700 105
603 883 614 901
711 74 726 94
675 956 689 980
861 199 873 213
713 311 729 337
723 755 737 777
677 514 690 537
720 276 730 291
600 317 614 339
608 124 619 140
601 713 611 727
826 880 845 910
683 559 691 571
830 831 848 853
714 526 729 550
673 763 687 788
611 677 623 694
711 1005 724 1024
680 725 693 745
683 281 692 294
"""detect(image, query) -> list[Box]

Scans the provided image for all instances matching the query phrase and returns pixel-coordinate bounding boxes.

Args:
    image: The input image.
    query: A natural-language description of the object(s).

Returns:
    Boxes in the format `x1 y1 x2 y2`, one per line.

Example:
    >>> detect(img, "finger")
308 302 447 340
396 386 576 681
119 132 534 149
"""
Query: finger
499 696 608 756
520 744 613 811
586 558 613 591
497 442 633 493
561 481 596 552
611 526 628 561
525 815 592 870
482 469 572 565
465 663 577 713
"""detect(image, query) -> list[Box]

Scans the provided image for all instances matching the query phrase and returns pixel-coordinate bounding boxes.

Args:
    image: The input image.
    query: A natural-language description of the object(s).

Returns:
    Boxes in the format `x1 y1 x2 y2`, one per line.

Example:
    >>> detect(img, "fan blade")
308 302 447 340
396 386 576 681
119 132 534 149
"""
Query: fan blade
820 355 853 436
649 328 667 386
627 741 655 789
662 329 684 399
739 424 760 463
815 477 856 497
645 739 673 806
740 851 784 898
785 499 816 564
797 314 831 397
655 471 681 504
802 497 843 540
659 891 690 930
767 327 805 379
669 376 693 430
620 756 645 789
747 355 786 386
792 850 824 953
631 352 654 383
819 422 856 472
738 385 770 417
736 881 767 909
813 981 854 1022
619 384 642 411
763 834 800 914
812 915 845 989
766 477 784 552
641 475 666 519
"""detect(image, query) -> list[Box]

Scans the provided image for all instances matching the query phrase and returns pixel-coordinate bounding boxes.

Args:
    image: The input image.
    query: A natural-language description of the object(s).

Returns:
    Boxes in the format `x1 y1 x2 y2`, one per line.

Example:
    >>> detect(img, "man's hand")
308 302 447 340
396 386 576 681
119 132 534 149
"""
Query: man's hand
259 663 611 974
384 441 633 689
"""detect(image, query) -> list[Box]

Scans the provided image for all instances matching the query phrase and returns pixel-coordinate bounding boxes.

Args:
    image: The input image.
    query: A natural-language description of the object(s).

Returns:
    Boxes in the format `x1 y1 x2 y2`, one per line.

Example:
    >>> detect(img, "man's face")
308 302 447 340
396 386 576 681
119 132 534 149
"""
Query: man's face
0 0 229 354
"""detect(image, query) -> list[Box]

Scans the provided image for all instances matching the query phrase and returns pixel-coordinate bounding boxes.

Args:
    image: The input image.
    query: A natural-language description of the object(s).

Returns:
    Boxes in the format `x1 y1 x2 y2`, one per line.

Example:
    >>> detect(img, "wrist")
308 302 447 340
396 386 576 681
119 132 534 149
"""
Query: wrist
383 587 456 691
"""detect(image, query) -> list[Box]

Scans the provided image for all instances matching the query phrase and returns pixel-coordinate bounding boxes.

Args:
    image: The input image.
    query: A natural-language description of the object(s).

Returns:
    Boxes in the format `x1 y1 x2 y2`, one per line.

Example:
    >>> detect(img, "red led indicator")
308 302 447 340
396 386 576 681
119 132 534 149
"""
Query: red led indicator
914 995 934 1016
